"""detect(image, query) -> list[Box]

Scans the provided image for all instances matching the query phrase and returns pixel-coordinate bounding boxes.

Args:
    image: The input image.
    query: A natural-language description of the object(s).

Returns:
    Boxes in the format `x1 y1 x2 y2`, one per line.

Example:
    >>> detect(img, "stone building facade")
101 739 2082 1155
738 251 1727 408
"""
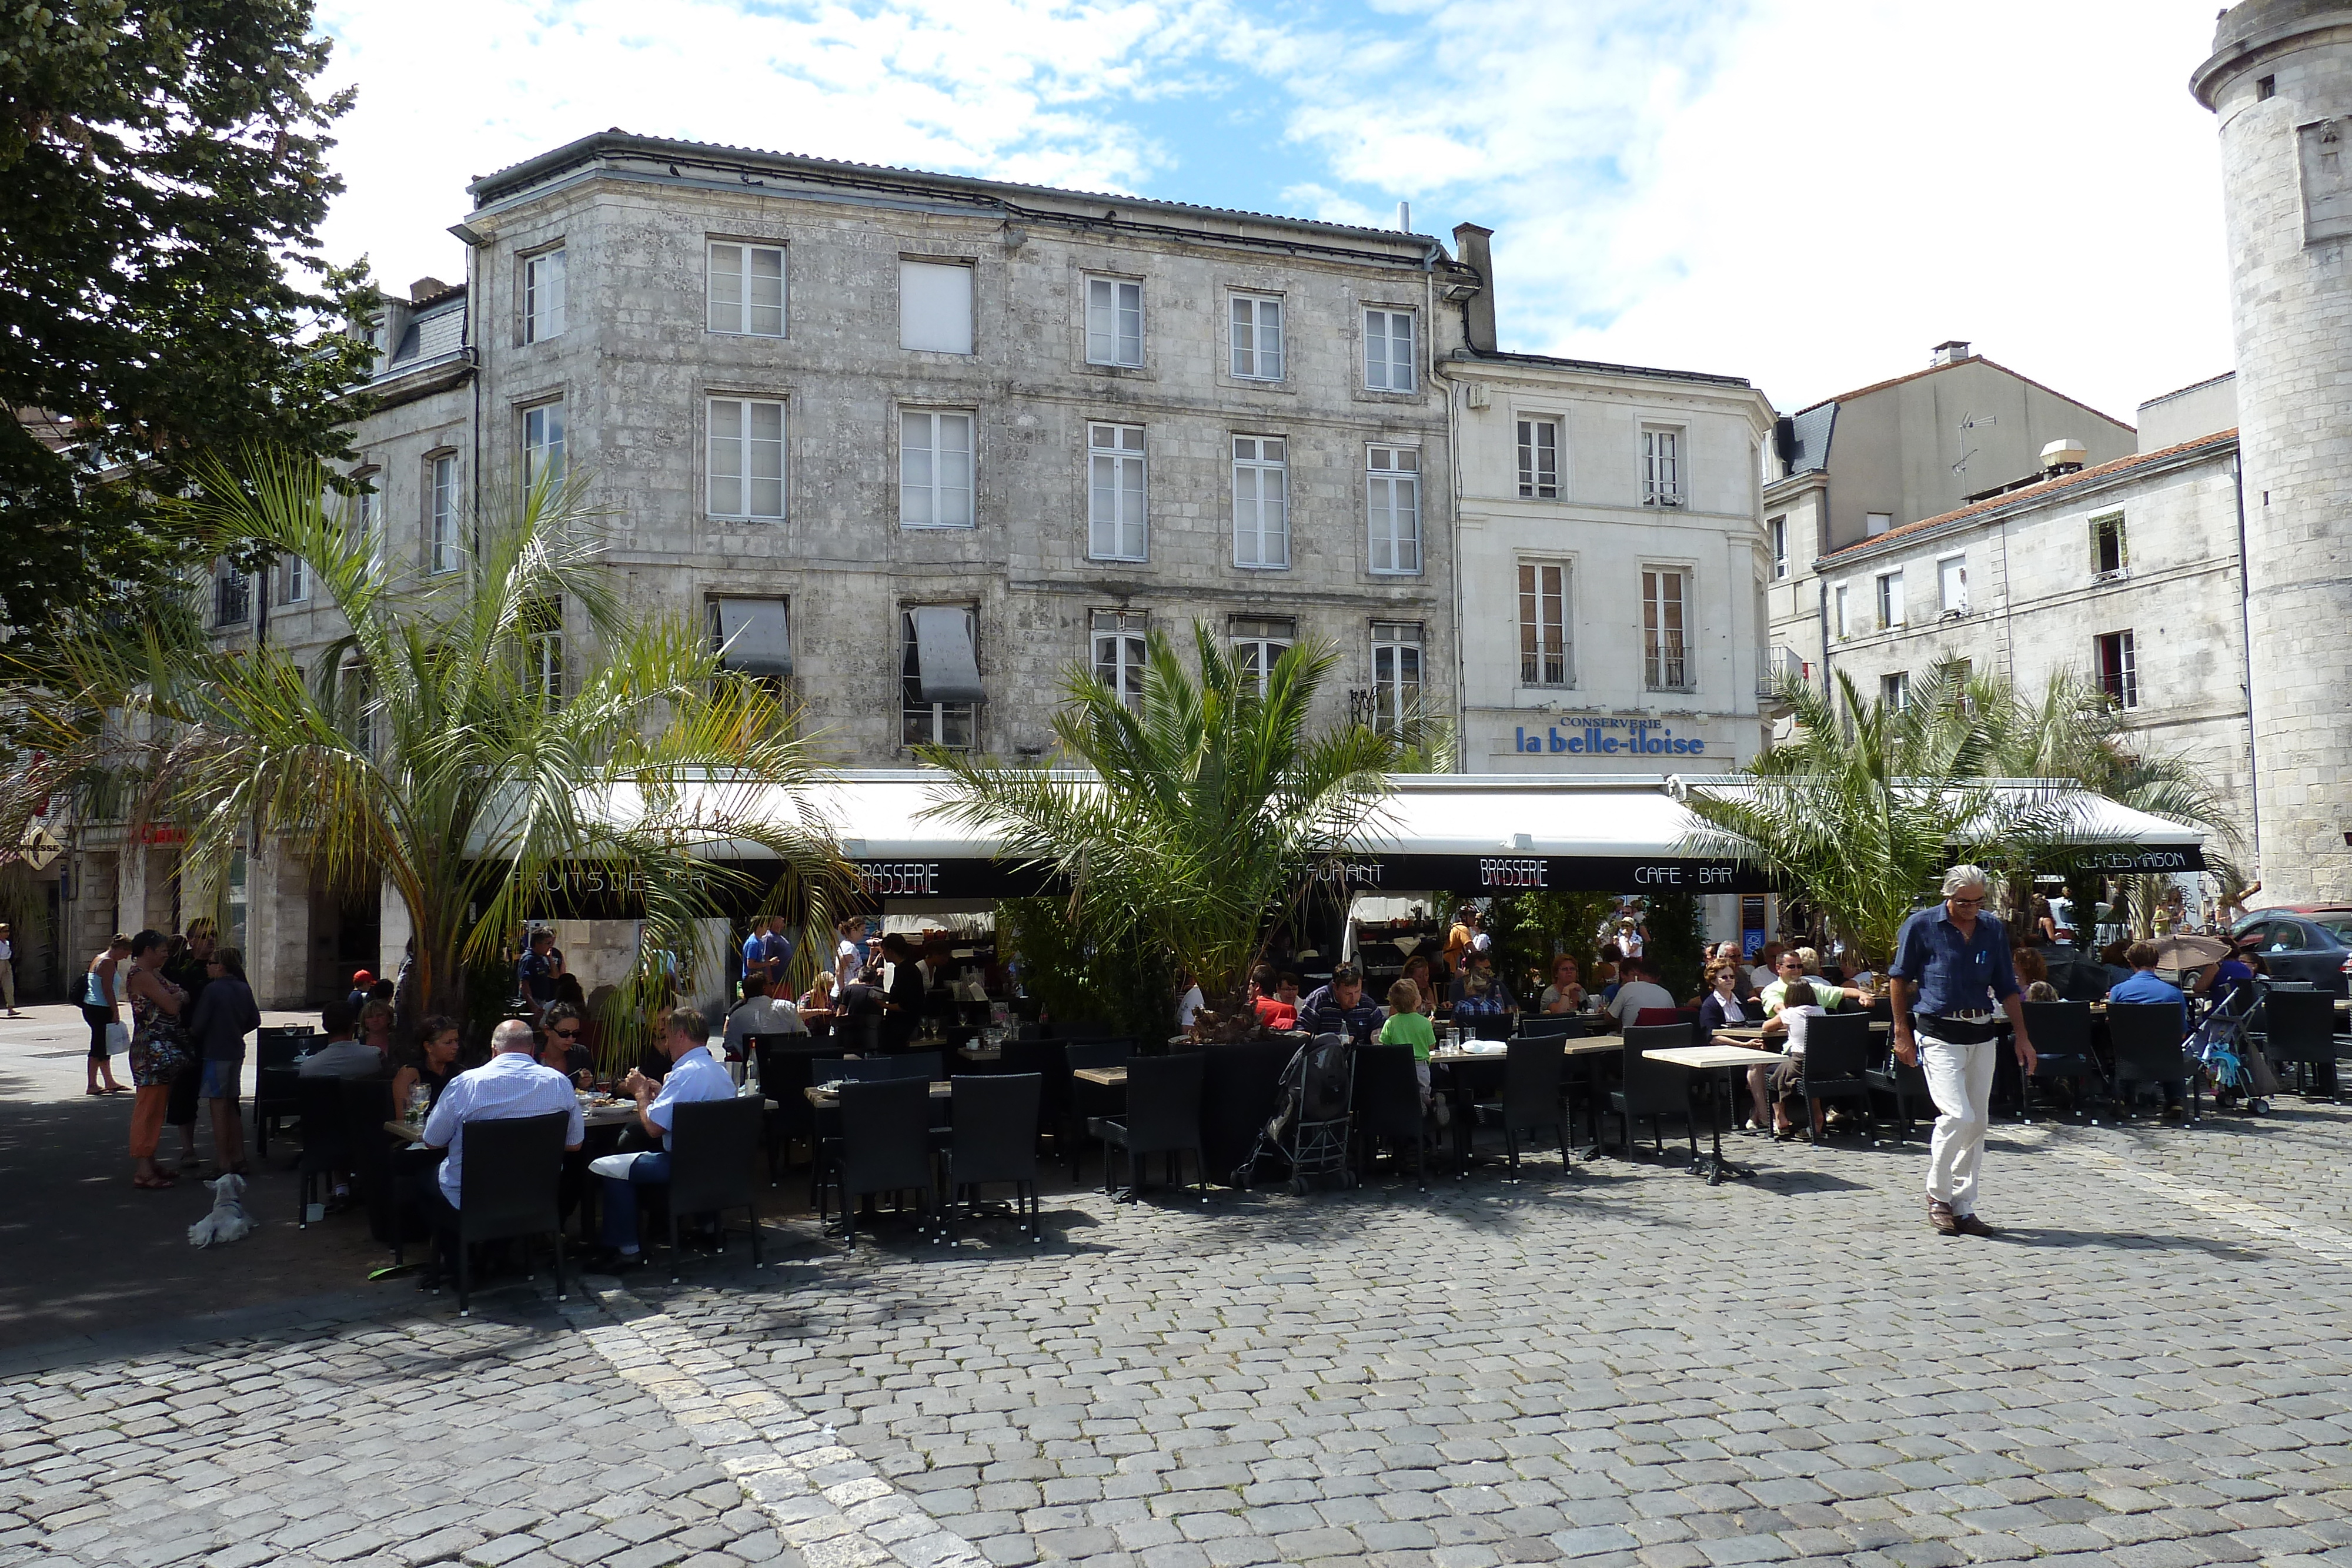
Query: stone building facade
2196 2 2352 905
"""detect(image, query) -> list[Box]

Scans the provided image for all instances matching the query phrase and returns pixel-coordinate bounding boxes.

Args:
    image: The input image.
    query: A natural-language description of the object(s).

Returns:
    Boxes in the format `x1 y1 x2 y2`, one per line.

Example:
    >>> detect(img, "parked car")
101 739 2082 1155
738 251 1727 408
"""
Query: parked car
2230 909 2352 995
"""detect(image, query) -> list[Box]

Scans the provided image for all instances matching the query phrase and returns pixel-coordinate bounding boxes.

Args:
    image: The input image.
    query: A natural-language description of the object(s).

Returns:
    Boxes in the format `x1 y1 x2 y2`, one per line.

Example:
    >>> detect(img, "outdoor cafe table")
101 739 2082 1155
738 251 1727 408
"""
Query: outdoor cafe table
1429 1036 1621 1165
1641 1044 1789 1186
803 1081 954 1109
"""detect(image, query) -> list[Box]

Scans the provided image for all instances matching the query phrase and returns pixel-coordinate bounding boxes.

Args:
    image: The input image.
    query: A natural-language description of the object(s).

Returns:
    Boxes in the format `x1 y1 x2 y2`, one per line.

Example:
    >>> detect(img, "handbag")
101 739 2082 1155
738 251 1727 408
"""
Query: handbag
105 1020 131 1056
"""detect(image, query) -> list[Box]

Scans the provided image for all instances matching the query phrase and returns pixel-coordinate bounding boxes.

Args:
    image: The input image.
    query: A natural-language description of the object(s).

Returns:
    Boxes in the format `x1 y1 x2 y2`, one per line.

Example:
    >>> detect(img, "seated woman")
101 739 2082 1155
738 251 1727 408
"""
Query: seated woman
1756 948 1868 1139
1399 954 1439 1019
1539 954 1585 1014
796 971 838 1042
1449 951 1517 1036
391 1015 464 1113
1696 961 1769 1132
357 999 397 1068
540 1002 596 1086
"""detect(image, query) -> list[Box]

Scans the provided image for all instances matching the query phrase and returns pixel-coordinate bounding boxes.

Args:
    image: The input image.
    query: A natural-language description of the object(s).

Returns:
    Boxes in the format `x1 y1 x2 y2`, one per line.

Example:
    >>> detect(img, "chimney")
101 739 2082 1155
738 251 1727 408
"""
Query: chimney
1452 222 1497 355
1930 339 1973 367
409 276 452 302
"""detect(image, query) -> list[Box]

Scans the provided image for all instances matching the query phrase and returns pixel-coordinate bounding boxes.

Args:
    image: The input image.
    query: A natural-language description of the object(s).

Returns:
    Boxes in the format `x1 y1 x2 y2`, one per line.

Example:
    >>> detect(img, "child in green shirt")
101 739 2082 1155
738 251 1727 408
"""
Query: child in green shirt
1377 978 1438 1109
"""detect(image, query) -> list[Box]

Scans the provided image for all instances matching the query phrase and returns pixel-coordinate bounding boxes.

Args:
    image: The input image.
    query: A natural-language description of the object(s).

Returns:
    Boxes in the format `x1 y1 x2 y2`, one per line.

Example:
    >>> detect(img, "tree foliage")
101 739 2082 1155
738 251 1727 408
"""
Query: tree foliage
0 0 376 647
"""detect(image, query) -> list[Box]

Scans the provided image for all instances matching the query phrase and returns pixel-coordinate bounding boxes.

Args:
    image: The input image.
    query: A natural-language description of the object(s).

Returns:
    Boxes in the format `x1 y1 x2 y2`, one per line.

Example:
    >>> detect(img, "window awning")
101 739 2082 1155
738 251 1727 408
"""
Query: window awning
713 598 792 678
911 607 983 703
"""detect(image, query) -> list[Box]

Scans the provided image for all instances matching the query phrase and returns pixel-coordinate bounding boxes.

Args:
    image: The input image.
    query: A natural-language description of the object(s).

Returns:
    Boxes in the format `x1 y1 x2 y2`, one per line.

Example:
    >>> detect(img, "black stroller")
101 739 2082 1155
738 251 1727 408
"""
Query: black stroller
1235 1032 1357 1195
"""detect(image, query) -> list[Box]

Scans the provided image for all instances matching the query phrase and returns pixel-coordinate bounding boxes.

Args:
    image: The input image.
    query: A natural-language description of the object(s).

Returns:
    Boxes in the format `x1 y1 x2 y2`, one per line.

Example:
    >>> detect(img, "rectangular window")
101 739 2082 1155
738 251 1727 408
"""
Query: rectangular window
213 568 250 627
1230 293 1284 380
522 248 566 343
710 597 793 679
1937 554 1969 615
1088 423 1147 561
900 260 974 354
1364 308 1415 392
707 242 786 337
526 597 563 702
279 552 306 605
1642 427 1682 504
1228 615 1294 697
1091 609 1148 710
707 397 786 520
1875 569 1905 630
522 402 566 492
1517 418 1561 499
902 605 981 748
1833 583 1850 638
1769 515 1788 580
2091 510 2127 577
351 473 379 559
427 454 459 575
2096 630 2139 710
1882 671 1910 711
900 410 975 529
1367 445 1421 574
1231 435 1289 568
1866 511 1893 537
1372 622 1423 734
1642 568 1689 689
1518 561 1571 687
1084 276 1144 367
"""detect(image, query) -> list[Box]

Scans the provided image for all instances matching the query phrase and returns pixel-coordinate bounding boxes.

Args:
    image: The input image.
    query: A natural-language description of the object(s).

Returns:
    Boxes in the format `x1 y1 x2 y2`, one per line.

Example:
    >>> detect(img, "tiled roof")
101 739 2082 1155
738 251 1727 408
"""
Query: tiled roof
1789 354 2134 430
1816 429 2239 566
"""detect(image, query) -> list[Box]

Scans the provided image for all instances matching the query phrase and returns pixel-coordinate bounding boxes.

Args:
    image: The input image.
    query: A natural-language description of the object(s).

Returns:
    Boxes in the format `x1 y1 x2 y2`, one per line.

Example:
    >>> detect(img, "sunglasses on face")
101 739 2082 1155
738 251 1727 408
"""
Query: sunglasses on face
552 1027 583 1039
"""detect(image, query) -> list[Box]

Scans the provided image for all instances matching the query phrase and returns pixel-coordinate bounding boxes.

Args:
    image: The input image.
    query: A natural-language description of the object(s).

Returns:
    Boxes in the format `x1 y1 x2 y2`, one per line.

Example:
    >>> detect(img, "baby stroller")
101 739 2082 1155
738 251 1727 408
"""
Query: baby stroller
1235 1032 1357 1195
2190 977 2274 1113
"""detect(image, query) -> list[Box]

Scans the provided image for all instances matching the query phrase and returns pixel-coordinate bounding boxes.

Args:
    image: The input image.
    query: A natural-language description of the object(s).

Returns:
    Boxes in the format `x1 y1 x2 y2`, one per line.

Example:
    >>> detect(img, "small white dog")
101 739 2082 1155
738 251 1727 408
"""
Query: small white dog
188 1172 258 1248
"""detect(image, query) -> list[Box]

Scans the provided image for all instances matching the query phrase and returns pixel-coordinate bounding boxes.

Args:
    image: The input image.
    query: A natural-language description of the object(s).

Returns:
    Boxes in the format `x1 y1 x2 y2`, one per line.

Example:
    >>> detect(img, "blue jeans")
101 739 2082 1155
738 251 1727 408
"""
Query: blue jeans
599 1151 671 1250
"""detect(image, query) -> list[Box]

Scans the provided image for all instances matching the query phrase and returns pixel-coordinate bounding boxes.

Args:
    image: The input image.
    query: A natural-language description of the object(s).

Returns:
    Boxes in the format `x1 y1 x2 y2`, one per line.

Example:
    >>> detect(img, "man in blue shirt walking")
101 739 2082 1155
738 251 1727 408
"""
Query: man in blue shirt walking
1887 865 2038 1238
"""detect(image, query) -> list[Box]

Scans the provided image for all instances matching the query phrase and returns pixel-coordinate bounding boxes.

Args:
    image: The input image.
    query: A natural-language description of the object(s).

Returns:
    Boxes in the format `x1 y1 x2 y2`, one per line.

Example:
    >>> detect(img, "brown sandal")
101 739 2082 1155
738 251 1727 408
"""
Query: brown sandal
133 1174 176 1190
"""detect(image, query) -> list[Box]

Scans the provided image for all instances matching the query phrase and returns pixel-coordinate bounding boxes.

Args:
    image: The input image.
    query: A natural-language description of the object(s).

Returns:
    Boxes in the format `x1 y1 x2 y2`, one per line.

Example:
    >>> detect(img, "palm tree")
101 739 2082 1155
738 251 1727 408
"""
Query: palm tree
924 623 1410 1037
2 449 853 1049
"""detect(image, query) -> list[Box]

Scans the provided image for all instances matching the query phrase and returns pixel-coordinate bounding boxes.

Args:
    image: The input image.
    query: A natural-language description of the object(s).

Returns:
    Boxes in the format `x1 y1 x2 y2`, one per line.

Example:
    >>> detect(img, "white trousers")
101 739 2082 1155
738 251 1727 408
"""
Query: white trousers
1920 1035 1996 1216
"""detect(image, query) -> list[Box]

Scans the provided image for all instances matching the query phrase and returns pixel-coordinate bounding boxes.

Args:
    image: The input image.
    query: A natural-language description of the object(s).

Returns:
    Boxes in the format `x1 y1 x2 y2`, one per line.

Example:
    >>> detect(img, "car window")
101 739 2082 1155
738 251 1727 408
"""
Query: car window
2316 920 2352 947
2267 921 2311 953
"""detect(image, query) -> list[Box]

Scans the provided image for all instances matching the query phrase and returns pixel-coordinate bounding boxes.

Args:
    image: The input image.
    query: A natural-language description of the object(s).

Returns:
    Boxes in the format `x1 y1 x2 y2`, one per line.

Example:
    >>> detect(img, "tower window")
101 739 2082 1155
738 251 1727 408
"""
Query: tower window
2257 75 2276 101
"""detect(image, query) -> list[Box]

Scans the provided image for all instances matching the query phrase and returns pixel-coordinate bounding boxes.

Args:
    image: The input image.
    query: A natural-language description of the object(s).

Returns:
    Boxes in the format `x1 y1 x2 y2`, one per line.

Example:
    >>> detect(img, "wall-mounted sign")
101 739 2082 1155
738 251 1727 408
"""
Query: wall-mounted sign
1511 717 1709 757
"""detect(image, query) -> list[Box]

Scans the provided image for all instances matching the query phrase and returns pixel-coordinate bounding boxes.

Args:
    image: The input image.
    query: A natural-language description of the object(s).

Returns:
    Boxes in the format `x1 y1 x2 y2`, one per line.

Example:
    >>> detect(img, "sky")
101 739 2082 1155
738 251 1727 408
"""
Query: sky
313 0 2235 424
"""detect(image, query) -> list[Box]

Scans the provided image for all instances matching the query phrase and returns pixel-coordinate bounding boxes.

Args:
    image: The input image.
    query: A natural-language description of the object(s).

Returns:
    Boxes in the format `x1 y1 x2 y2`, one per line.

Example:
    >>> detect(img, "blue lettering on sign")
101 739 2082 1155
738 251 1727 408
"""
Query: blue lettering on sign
1508 716 1709 764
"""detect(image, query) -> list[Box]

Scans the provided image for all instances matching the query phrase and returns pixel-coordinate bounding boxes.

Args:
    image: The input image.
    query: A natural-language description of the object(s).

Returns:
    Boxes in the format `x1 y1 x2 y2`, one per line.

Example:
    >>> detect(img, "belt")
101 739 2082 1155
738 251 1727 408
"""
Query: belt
1924 1011 1996 1025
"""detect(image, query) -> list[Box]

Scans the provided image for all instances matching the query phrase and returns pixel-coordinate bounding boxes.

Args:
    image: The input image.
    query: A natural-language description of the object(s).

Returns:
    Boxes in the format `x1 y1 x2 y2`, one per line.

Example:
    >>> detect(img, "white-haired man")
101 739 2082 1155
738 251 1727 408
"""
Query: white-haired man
421 1018 583 1238
1887 866 2036 1236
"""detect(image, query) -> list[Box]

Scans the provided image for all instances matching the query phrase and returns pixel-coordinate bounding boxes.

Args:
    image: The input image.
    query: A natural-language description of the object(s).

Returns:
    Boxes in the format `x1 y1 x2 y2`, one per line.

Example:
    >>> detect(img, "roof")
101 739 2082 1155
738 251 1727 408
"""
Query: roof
1781 402 1837 475
1816 429 2238 566
1789 353 2134 431
1451 346 1753 391
469 130 1445 255
2138 369 2236 412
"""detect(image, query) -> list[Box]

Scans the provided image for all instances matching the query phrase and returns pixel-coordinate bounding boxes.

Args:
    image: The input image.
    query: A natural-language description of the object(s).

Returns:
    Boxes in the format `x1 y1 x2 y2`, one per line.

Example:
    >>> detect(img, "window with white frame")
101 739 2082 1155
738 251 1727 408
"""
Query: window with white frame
900 259 974 354
522 248 566 343
1642 426 1682 504
526 597 563 702
901 410 974 529
1088 423 1147 561
1882 670 1910 711
1769 514 1789 580
1231 436 1288 569
522 402 566 492
1366 444 1421 574
707 397 786 520
1084 276 1143 367
278 551 306 605
1371 621 1423 734
2096 629 2139 710
1230 293 1284 380
1091 609 1148 710
1642 567 1689 689
1517 418 1561 499
427 454 459 575
1364 307 1415 392
1865 511 1893 537
1518 561 1571 687
1228 615 1294 697
1875 569 1905 630
1833 583 1850 639
351 471 379 558
707 242 786 336
1937 553 1969 615
902 605 981 748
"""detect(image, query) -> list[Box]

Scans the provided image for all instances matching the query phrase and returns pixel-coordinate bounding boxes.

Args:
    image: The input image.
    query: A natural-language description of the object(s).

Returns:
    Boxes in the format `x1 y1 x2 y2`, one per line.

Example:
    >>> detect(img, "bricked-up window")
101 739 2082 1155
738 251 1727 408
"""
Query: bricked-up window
427 454 459 575
1882 671 1910 711
1769 515 1788 580
900 260 974 354
1643 568 1689 689
708 397 785 520
1231 436 1288 568
2096 630 2139 710
1875 568 1904 630
1085 276 1144 367
1364 308 1415 392
708 242 786 337
1091 609 1148 710
1366 445 1421 574
1088 424 1147 561
2090 510 2127 578
523 402 566 493
900 410 974 529
1642 427 1682 504
903 606 980 749
522 248 566 343
1518 561 1571 687
1229 615 1294 697
1372 622 1423 735
1231 293 1284 380
1517 418 1560 499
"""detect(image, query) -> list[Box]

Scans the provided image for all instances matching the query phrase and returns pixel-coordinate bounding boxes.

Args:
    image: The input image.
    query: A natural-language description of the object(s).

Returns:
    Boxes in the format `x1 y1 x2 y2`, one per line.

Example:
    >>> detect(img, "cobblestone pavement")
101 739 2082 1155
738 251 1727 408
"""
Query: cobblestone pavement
8 1097 2352 1568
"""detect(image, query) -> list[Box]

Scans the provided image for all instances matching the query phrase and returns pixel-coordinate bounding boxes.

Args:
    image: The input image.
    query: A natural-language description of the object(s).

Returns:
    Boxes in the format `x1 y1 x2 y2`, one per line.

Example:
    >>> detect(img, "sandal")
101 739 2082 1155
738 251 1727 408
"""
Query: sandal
132 1174 176 1190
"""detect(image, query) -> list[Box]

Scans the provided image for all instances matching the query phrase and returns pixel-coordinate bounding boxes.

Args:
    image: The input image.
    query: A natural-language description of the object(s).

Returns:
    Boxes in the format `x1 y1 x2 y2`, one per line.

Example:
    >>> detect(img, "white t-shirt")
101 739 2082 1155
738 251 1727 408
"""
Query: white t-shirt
1618 930 1645 958
1175 985 1205 1028
1606 980 1677 1023
1748 964 1776 991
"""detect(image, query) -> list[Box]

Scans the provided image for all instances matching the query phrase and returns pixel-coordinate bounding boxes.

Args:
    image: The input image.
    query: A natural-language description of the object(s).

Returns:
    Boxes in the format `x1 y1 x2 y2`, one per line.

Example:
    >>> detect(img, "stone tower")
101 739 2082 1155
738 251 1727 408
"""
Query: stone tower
2196 3 2352 904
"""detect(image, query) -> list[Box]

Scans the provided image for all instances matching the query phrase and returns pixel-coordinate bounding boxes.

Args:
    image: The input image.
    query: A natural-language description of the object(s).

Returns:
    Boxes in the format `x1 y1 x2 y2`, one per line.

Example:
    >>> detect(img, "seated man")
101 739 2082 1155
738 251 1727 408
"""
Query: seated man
298 999 382 1078
2108 940 2191 1119
589 1007 737 1269
419 1018 584 1276
720 973 805 1072
1601 955 1676 1032
1297 964 1382 1042
1249 964 1297 1032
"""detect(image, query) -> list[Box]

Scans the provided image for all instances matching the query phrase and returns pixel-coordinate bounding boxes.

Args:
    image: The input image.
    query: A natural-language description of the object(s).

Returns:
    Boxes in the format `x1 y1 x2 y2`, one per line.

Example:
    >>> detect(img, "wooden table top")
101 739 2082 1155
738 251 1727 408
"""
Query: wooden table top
804 1080 954 1107
1645 1044 1790 1071
1430 1035 1622 1064
1073 1066 1128 1088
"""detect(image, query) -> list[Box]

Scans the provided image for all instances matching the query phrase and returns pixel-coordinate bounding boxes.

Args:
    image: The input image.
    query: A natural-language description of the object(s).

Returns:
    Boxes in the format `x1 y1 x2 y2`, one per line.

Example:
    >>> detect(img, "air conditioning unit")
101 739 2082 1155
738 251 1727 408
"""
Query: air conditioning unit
1464 383 1490 409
